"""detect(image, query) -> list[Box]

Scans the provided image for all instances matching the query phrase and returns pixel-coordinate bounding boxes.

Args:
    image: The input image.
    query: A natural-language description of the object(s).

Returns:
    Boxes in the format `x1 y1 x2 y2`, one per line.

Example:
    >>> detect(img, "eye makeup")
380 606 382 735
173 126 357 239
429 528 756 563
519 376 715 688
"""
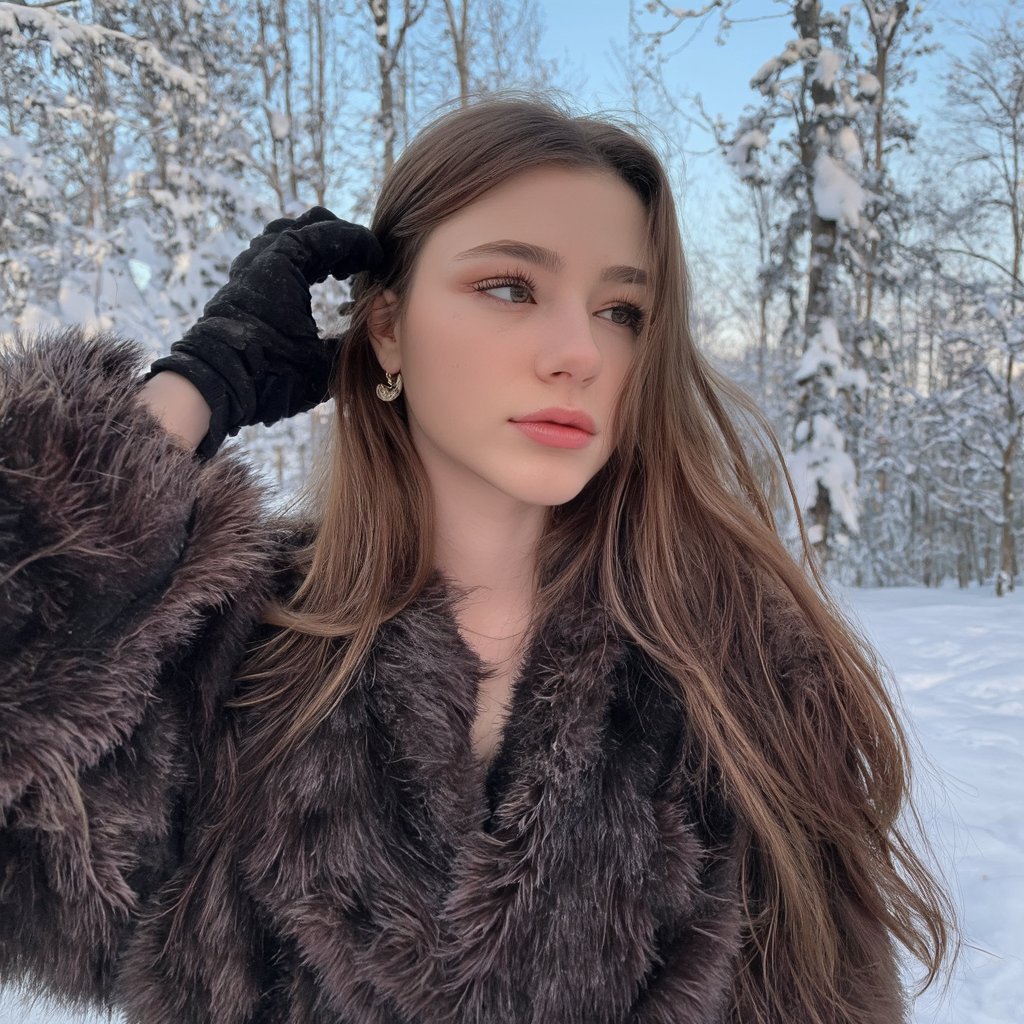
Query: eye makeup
470 267 647 335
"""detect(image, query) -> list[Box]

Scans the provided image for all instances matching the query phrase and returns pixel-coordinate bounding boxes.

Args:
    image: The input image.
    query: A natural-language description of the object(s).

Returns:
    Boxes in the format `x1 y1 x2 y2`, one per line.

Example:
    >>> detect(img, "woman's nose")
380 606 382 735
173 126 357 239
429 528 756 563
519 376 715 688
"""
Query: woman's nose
534 302 602 383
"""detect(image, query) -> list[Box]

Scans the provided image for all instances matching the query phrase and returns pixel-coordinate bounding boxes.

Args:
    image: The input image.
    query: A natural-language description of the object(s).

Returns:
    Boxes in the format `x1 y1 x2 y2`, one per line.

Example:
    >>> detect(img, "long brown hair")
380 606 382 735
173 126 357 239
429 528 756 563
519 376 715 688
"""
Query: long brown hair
177 97 957 1020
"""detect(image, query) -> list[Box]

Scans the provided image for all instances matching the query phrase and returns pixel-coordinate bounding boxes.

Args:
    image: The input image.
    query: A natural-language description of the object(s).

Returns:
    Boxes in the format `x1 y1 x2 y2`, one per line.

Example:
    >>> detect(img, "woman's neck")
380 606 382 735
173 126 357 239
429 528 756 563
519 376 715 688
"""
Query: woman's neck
431 499 543 620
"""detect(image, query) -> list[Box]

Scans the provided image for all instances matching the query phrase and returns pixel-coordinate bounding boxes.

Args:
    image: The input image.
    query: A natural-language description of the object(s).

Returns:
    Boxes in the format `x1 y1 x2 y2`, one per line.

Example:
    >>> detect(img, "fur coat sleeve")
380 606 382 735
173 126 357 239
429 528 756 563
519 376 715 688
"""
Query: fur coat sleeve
0 325 279 1011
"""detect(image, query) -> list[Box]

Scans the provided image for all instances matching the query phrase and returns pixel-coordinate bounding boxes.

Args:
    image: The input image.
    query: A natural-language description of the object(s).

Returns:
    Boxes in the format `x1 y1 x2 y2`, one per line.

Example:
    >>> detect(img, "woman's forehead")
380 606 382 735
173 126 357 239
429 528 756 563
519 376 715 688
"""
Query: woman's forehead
421 167 649 269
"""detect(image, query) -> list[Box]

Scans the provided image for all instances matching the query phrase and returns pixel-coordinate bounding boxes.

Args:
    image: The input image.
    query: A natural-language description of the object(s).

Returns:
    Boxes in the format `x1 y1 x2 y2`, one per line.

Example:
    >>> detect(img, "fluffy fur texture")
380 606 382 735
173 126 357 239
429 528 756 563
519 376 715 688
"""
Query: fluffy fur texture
0 327 899 1023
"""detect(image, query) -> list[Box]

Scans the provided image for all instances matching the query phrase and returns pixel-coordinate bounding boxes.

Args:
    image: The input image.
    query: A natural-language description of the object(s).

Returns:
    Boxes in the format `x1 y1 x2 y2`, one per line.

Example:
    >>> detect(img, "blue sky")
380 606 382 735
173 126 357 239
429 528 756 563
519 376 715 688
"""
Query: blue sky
539 0 796 123
537 0 1000 120
528 0 1013 320
537 1 798 244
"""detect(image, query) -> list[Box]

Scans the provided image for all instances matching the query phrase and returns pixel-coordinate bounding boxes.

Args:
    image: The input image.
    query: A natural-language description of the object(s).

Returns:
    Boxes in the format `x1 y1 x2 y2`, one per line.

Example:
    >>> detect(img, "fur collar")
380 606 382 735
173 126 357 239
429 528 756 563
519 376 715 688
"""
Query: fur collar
227 567 739 1023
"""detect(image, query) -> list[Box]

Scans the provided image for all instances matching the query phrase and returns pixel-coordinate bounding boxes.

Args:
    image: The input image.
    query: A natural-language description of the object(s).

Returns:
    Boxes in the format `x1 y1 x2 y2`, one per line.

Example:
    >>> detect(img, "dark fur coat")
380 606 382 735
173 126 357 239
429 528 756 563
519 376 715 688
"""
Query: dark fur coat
0 327 906 1023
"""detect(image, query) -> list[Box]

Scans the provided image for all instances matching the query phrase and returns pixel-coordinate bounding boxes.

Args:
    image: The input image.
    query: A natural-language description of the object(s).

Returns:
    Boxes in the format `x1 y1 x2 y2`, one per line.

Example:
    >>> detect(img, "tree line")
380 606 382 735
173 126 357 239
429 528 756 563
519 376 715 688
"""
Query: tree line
632 0 1022 593
1 0 1020 593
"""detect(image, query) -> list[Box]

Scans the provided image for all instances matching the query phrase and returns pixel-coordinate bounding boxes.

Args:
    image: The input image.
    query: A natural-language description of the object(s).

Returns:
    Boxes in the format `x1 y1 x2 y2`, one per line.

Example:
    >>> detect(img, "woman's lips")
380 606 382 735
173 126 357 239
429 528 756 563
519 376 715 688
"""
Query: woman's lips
511 420 594 449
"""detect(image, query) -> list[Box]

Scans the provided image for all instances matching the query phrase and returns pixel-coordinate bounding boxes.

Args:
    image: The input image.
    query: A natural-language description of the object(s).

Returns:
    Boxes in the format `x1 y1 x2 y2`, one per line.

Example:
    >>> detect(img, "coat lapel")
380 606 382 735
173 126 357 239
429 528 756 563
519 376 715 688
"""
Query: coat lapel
434 581 686 1024
242 569 693 1024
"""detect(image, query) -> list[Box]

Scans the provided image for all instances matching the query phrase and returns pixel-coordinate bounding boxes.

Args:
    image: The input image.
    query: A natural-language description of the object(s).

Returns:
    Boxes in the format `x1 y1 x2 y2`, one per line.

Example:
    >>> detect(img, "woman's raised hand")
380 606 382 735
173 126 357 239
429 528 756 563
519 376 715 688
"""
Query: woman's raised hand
143 207 383 460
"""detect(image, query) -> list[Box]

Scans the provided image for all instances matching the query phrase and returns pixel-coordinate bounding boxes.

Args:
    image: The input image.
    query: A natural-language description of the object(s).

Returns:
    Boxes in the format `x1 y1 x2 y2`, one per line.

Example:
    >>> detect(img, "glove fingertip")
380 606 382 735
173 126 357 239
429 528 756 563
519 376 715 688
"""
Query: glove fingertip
304 205 339 222
262 217 292 234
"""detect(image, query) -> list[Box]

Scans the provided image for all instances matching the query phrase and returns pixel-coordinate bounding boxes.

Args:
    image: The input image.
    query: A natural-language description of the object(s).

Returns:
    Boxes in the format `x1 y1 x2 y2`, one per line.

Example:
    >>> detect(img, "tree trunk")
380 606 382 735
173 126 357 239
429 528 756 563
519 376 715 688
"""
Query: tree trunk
307 0 328 205
442 0 471 105
369 0 396 173
793 0 838 567
276 0 298 207
256 1 285 210
999 362 1019 593
861 0 908 324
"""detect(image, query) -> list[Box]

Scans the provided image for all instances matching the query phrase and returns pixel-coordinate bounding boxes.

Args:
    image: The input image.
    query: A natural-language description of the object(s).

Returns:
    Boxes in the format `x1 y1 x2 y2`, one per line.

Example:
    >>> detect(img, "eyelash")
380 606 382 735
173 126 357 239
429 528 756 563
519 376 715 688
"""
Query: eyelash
471 268 647 335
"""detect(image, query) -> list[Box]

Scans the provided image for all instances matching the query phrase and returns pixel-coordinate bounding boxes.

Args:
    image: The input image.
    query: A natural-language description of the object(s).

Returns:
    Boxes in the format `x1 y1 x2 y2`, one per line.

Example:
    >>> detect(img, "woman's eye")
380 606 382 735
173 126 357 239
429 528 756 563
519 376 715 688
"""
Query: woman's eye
599 304 646 332
483 283 532 303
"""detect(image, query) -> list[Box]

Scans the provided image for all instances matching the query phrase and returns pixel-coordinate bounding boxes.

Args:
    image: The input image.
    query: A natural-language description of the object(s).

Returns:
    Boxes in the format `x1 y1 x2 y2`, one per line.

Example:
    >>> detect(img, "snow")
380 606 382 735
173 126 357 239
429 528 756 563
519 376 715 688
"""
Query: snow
725 127 768 180
0 135 56 202
837 125 862 170
859 71 882 99
813 149 866 228
866 5 898 37
791 317 869 399
813 46 841 90
794 315 843 383
750 36 819 92
0 3 207 98
842 583 1024 1023
269 108 291 141
787 408 861 538
1 583 1020 1023
11 302 62 337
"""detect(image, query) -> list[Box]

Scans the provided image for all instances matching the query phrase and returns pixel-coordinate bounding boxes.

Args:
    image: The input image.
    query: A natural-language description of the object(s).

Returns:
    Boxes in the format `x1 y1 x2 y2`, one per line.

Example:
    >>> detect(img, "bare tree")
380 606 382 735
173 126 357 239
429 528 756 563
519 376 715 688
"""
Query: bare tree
255 0 295 209
441 0 471 105
860 0 912 324
305 0 329 205
367 0 428 174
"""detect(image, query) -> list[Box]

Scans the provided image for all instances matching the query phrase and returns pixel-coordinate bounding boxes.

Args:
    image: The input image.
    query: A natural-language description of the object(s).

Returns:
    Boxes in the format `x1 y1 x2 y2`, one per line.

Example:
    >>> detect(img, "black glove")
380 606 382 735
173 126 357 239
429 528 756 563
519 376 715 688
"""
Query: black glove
143 206 383 460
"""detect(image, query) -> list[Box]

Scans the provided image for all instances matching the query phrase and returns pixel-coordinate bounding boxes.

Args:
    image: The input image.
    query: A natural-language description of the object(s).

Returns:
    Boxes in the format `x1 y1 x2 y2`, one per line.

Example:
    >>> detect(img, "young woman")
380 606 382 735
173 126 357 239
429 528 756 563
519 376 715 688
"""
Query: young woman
0 98 954 1023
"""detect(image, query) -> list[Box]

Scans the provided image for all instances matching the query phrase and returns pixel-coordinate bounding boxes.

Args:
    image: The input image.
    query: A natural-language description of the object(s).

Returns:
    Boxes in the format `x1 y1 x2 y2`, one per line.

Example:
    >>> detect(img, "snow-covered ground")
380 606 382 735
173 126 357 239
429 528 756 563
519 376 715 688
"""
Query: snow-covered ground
844 582 1023 1024
2 582 1020 1023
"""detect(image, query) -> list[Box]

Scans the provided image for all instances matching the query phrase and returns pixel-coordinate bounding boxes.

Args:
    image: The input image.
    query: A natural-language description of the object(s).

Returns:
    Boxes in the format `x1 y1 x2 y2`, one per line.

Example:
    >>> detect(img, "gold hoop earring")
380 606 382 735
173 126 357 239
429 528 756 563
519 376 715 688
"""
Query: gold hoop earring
376 371 403 402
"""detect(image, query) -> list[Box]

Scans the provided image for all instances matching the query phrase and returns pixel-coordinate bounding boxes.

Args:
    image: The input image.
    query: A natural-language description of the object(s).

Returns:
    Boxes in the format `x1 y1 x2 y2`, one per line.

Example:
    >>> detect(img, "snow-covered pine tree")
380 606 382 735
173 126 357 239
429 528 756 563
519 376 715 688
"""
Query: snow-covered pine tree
0 0 276 349
2 0 191 342
744 1 872 576
638 0 931 584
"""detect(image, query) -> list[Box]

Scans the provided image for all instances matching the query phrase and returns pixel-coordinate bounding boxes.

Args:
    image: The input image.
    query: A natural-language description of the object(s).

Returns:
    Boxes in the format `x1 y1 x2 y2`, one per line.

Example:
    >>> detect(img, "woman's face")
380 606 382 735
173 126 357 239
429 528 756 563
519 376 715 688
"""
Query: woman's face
371 165 649 512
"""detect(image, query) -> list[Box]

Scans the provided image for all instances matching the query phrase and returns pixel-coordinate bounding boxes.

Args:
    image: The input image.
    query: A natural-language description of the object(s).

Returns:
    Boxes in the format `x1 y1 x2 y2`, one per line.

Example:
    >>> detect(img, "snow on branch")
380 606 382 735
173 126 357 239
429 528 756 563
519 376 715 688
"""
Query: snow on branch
0 1 206 99
726 125 769 180
812 46 841 90
750 36 819 93
787 410 860 542
857 71 881 99
794 317 868 393
813 148 865 228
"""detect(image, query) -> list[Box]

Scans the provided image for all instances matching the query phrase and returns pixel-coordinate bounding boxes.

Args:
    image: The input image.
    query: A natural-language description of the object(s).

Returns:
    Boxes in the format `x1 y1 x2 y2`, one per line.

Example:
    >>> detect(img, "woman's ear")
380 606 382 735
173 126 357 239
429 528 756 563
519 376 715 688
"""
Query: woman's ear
368 289 401 374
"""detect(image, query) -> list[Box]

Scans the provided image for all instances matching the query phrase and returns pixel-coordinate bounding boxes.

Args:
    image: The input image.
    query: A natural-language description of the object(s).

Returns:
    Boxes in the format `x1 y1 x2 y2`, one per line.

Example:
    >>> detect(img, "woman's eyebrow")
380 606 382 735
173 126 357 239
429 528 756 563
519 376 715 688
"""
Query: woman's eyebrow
455 239 562 271
604 264 648 287
453 238 648 287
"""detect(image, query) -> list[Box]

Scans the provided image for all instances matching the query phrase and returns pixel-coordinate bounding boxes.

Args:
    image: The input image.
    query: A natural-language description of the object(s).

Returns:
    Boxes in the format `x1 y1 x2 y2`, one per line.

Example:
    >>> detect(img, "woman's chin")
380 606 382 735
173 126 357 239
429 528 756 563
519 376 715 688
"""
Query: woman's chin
499 478 594 509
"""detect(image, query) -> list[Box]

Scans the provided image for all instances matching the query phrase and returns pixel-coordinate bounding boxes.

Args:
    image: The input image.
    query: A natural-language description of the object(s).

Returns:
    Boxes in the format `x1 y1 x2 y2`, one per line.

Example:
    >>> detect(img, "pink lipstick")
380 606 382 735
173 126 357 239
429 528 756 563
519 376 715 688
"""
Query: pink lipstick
511 420 594 449
511 407 596 449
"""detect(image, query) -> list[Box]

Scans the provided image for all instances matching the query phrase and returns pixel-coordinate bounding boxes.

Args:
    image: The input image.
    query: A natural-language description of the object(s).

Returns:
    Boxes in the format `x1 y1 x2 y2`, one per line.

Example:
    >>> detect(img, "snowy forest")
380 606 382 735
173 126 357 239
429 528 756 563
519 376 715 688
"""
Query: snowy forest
1 0 1022 596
